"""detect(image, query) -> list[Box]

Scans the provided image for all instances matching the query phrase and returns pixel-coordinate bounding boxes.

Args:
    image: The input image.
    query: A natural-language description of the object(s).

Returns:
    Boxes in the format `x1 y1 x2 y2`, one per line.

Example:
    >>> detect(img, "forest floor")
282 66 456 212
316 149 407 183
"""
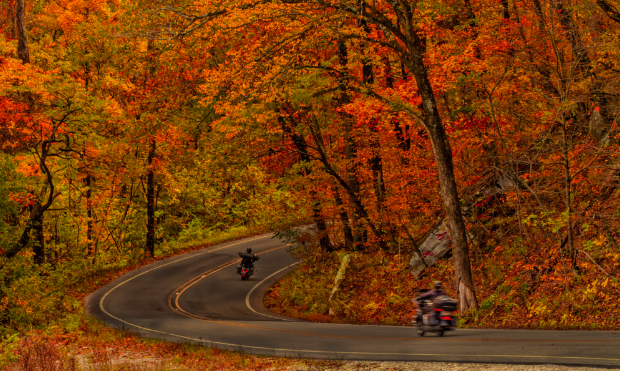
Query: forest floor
5 329 616 371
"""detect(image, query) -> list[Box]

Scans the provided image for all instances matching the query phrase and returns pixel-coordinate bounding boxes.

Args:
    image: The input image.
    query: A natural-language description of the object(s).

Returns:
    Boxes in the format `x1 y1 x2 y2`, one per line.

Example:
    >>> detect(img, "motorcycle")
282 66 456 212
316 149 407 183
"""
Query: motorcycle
412 290 458 337
236 263 254 280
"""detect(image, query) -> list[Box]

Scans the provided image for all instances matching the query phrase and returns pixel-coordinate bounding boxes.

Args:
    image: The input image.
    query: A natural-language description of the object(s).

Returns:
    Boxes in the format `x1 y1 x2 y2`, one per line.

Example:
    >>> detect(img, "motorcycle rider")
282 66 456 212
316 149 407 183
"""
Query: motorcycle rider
238 247 259 270
420 281 447 300
418 281 447 323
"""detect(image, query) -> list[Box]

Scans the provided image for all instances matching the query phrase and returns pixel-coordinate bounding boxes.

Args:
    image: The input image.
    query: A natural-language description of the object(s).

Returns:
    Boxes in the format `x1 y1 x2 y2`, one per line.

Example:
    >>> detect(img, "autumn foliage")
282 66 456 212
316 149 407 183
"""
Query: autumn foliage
1 0 620 366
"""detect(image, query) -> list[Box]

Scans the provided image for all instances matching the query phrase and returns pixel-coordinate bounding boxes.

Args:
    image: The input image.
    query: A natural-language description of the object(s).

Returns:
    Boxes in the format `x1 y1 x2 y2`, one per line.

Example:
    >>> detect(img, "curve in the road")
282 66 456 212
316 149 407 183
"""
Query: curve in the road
244 262 300 320
86 233 620 368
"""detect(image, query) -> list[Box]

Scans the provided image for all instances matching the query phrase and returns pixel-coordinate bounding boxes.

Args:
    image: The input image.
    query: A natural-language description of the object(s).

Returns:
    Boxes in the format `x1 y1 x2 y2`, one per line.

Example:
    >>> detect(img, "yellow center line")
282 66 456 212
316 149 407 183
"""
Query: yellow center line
169 244 423 340
98 237 620 363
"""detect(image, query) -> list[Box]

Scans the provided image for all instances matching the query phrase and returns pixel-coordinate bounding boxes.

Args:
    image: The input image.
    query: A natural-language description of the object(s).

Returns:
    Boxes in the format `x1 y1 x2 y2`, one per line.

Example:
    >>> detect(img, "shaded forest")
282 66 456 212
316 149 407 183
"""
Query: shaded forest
1 0 620 352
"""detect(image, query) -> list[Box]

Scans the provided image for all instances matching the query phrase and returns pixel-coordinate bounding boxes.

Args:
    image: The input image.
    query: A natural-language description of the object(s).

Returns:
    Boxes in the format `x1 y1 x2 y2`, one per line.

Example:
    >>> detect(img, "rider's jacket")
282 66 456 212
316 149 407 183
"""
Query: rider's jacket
420 288 447 301
238 252 259 267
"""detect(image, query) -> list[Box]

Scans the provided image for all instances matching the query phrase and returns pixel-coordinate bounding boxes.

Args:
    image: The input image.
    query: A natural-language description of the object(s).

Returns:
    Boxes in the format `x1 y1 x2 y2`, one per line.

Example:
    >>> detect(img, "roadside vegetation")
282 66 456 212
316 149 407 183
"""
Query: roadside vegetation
266 239 620 330
3 0 620 369
4 319 341 371
0 225 328 370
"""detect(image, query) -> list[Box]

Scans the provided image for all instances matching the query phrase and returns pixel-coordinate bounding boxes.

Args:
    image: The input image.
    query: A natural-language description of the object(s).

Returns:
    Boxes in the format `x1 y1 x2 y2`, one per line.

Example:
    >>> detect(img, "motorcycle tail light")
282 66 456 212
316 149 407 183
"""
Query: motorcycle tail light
441 316 452 320
434 308 442 311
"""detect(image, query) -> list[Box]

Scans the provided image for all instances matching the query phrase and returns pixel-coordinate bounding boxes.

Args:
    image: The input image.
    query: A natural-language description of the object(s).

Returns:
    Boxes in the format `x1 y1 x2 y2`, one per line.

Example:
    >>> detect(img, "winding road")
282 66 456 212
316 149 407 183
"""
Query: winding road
86 233 620 368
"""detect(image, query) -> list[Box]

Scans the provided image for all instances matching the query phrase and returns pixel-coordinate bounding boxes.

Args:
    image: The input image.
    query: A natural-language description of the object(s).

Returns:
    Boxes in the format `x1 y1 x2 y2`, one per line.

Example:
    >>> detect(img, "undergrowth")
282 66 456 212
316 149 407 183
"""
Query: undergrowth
265 238 620 330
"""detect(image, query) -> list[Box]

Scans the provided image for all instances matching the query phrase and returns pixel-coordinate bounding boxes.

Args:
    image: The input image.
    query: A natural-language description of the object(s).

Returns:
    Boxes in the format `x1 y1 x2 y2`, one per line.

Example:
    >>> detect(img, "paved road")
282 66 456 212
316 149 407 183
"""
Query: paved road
86 233 620 368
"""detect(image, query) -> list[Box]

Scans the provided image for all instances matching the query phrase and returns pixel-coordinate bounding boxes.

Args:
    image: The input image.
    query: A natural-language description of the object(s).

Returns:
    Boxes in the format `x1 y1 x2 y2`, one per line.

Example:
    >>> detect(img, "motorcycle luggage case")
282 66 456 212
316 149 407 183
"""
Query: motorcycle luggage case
423 314 438 325
433 295 458 311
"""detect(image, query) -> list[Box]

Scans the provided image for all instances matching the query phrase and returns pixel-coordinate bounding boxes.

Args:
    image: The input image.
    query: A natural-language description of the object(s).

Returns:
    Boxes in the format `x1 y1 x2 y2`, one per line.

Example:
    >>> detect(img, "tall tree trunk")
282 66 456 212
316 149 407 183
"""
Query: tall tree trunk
596 0 620 23
553 0 613 130
32 202 44 264
85 173 95 259
145 138 156 257
280 115 333 252
371 151 385 216
144 38 157 258
338 38 366 248
358 5 374 85
370 123 390 248
403 23 478 311
312 130 388 250
4 139 56 262
359 30 390 249
554 0 591 77
15 0 29 64
333 186 355 250
501 0 510 20
311 196 332 251
561 117 577 271
336 39 357 248
517 0 561 98
344 120 365 247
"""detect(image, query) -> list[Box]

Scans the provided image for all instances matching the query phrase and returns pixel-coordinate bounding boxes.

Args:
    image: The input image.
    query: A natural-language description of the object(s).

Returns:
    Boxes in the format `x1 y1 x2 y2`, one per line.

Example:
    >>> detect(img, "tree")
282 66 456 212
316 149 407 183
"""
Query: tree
171 0 479 310
15 0 29 64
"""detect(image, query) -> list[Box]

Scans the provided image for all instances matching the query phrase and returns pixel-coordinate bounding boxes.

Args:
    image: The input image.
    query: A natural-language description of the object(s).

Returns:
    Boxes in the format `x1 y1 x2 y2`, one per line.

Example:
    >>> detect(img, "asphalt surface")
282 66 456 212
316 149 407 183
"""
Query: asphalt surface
86 233 620 368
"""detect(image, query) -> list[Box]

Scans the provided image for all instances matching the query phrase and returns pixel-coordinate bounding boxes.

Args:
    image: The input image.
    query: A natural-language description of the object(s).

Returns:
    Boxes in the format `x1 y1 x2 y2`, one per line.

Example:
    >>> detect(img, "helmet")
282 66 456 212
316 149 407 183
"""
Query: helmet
434 281 442 290
246 248 252 254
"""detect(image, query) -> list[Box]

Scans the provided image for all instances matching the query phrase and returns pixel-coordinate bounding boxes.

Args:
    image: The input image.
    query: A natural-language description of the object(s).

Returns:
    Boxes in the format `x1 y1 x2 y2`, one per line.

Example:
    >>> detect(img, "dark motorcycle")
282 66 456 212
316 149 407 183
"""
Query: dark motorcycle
412 290 458 337
237 249 259 281
236 263 254 280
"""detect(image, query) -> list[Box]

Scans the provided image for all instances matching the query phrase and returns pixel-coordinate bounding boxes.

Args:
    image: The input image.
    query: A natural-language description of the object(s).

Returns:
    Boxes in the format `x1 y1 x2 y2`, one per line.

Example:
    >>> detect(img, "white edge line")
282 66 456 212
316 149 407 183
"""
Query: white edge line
95 234 620 364
98 235 271 320
245 262 300 320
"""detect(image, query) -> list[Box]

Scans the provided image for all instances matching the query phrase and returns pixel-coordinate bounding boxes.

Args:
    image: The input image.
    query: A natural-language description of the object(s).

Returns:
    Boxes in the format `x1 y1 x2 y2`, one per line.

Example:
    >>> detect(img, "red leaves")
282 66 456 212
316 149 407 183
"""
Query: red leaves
0 97 37 152
452 116 491 132
9 192 38 207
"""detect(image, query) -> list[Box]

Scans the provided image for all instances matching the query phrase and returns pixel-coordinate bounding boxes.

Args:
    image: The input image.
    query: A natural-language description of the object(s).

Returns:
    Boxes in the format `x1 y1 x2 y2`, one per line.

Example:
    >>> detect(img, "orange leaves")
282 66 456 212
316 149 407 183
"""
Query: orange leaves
34 0 118 37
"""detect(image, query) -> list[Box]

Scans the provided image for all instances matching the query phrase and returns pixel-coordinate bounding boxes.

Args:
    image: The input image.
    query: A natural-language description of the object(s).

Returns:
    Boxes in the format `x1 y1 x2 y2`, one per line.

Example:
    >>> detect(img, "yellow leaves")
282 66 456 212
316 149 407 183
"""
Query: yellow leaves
363 302 380 314
528 302 549 318
103 99 124 118
601 277 610 288
14 155 40 177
